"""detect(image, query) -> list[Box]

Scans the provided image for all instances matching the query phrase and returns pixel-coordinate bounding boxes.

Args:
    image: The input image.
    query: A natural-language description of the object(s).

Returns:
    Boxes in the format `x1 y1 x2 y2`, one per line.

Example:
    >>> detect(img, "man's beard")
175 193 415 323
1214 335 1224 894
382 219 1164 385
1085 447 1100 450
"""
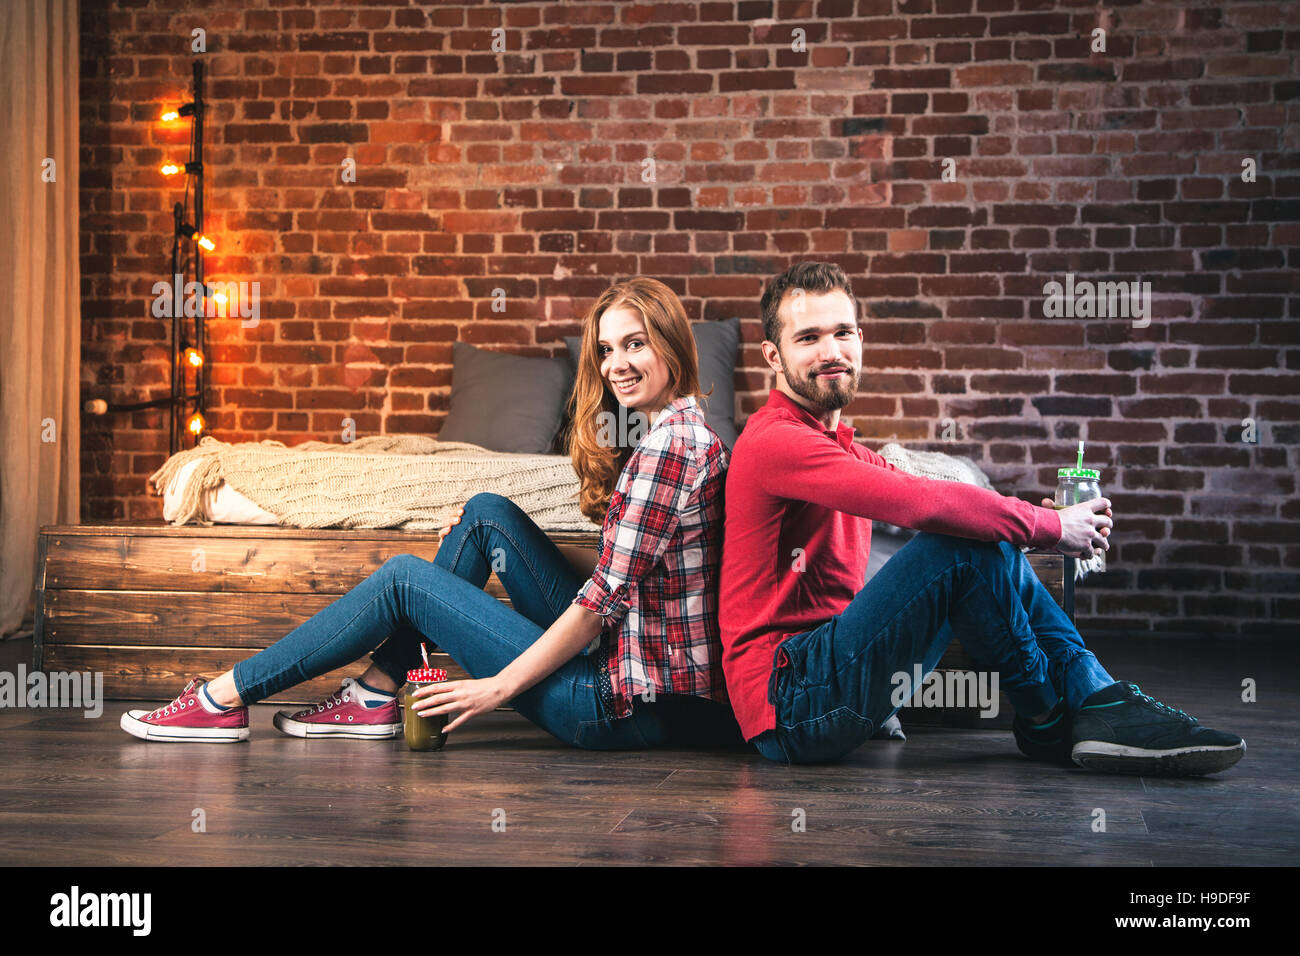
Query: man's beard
782 354 859 412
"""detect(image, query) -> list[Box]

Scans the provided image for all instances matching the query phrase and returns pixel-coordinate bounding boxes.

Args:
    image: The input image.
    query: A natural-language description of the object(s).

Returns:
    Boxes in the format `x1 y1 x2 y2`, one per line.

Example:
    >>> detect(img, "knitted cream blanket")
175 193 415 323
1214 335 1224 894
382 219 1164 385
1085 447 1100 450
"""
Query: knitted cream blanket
147 435 596 531
876 442 995 491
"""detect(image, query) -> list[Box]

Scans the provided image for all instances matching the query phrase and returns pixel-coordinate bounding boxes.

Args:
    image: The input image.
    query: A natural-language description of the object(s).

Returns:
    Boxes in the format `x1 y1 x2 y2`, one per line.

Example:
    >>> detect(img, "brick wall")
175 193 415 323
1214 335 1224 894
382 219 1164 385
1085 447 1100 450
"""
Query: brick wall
78 0 1300 638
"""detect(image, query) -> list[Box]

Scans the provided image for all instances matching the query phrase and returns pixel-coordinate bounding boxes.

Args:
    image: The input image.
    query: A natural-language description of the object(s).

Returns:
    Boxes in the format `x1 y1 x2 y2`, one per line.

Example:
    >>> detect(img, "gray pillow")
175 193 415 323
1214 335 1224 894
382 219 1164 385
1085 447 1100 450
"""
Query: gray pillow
437 341 574 454
564 317 740 448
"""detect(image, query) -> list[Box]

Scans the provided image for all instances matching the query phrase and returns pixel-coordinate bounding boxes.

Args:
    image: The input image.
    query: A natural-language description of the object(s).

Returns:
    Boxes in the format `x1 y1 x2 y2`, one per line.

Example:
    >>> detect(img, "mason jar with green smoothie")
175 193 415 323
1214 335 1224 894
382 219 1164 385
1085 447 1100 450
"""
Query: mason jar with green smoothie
404 667 448 752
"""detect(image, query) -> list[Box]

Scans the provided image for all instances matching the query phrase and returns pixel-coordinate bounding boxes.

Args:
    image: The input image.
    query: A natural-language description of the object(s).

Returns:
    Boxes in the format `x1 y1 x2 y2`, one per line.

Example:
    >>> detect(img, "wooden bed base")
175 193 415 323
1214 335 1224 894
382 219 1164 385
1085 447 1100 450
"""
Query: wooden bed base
34 520 1071 727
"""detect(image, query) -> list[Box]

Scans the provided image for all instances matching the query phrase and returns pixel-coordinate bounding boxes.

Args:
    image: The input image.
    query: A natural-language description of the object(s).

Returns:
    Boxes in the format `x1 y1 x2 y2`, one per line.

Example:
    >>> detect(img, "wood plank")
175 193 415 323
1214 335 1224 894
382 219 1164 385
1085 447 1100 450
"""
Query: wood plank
40 584 517 647
40 645 471 704
40 524 599 594
39 518 602 545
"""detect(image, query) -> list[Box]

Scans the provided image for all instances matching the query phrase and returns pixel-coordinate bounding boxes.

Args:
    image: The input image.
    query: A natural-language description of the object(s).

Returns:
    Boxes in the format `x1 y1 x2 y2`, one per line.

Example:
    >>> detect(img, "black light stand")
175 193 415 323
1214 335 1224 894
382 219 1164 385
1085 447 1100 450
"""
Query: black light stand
84 60 208 456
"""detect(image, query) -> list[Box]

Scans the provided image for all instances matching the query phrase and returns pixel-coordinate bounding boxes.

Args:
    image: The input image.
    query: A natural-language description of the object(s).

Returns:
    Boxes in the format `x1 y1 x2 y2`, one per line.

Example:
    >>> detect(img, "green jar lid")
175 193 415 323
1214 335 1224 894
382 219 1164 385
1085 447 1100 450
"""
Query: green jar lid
1058 467 1100 479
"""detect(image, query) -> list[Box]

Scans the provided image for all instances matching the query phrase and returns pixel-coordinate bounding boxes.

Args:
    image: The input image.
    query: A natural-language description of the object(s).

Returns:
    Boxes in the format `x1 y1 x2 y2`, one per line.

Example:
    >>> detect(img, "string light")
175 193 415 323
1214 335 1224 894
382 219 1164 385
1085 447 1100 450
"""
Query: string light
160 163 181 176
161 109 180 122
178 222 216 252
186 411 206 436
183 347 204 368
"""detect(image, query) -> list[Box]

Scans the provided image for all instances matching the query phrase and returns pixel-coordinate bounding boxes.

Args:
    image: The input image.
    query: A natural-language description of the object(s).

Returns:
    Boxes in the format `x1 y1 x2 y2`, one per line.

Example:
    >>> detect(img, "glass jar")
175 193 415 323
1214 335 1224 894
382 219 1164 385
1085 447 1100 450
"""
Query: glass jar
1054 467 1104 571
404 667 448 752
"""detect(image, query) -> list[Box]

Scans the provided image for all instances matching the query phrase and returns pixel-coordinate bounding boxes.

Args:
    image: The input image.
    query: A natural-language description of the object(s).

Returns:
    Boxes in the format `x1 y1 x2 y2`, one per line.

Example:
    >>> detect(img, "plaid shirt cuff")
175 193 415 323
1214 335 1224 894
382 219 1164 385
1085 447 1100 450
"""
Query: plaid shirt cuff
575 574 629 624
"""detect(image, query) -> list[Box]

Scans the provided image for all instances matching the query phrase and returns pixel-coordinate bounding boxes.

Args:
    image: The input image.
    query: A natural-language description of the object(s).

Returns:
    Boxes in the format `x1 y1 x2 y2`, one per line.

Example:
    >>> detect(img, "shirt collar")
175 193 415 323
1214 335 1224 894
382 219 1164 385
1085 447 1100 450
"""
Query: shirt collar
766 388 856 448
650 394 698 430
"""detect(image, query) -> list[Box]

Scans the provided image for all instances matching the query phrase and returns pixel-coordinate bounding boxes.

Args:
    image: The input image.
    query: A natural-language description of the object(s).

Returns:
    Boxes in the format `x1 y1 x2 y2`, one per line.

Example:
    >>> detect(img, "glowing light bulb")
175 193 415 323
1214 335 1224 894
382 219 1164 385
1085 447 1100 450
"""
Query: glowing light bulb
210 290 228 306
195 234 215 252
161 110 180 122
186 412 206 436
161 163 181 175
184 347 204 368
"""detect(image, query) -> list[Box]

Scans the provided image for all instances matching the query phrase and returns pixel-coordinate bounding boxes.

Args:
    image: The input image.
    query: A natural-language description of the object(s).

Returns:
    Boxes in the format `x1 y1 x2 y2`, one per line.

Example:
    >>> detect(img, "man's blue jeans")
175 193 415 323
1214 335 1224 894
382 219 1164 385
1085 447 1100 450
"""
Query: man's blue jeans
752 533 1115 764
233 493 739 750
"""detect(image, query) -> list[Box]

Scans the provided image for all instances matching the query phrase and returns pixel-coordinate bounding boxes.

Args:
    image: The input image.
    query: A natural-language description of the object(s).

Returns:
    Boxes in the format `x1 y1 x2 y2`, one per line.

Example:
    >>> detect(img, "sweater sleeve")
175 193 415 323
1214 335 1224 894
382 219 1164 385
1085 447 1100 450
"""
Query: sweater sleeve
759 422 1062 550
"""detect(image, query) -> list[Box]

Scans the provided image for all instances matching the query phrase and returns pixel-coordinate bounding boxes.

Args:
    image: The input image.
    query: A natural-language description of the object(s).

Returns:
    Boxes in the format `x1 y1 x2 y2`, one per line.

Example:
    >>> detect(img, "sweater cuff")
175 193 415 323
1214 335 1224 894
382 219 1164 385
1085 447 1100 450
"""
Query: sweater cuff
1028 506 1063 551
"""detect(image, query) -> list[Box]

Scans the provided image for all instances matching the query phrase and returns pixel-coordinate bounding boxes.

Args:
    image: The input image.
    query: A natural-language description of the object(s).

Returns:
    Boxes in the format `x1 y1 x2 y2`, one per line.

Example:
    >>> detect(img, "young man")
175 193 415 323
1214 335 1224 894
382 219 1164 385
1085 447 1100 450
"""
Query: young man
718 260 1245 775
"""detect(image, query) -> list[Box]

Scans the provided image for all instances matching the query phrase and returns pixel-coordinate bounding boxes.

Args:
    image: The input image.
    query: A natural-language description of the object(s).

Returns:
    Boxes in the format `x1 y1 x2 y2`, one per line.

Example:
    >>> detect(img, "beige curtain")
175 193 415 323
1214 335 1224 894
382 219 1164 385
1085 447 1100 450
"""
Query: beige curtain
0 0 81 638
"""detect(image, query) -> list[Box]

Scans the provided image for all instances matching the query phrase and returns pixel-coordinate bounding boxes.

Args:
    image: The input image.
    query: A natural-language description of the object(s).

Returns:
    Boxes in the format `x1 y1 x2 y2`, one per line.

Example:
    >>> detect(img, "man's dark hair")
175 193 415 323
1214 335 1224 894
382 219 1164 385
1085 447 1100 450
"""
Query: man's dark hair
760 261 859 347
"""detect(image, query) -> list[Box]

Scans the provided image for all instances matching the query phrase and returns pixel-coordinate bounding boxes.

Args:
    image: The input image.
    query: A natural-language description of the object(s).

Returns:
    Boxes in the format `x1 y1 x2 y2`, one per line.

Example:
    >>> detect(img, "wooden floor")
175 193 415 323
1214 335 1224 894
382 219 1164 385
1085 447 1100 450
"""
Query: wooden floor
1 633 1295 866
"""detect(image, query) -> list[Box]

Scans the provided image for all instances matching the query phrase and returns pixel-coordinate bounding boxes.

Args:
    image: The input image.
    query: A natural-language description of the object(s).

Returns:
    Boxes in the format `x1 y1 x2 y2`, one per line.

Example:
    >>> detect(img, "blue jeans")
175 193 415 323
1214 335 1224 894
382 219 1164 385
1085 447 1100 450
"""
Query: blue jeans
752 533 1115 764
233 493 740 750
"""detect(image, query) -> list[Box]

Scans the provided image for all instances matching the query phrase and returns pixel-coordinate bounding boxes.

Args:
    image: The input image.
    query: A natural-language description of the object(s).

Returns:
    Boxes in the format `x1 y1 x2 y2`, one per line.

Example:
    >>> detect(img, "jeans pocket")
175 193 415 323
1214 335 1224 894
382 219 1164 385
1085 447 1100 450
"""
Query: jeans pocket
777 706 874 764
768 633 803 705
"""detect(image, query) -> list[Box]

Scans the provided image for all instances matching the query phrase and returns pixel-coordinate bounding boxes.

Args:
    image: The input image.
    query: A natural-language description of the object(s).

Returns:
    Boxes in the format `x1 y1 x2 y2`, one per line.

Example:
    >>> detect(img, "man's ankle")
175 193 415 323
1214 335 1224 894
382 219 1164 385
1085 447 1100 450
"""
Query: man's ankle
1028 696 1065 726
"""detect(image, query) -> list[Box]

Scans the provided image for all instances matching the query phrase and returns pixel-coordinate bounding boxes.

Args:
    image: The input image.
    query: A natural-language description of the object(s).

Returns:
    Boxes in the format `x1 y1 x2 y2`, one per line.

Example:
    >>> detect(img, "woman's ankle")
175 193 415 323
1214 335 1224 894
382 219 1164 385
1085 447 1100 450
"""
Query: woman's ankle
359 666 400 695
205 672 244 709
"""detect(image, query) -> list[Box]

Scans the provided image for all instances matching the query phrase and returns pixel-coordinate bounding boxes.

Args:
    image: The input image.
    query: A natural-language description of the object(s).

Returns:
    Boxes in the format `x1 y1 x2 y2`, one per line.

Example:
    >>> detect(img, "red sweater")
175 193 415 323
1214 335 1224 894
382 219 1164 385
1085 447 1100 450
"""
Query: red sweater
719 389 1064 742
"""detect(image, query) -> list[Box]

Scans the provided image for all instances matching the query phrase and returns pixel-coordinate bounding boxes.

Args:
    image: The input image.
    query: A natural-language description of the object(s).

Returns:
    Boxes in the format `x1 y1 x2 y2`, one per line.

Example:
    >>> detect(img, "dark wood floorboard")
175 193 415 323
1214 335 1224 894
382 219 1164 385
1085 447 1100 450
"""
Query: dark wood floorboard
1 633 1295 865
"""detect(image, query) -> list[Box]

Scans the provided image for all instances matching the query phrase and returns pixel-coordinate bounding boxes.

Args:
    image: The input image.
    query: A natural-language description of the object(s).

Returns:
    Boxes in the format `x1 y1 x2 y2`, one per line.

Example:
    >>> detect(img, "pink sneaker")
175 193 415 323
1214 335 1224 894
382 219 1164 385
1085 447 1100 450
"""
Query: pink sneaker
120 679 250 743
272 677 402 739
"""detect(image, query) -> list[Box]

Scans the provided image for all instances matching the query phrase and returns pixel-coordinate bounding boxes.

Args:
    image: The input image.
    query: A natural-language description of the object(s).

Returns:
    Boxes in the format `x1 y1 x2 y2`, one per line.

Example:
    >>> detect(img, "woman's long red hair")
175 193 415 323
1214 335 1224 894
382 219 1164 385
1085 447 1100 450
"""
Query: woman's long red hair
567 277 701 522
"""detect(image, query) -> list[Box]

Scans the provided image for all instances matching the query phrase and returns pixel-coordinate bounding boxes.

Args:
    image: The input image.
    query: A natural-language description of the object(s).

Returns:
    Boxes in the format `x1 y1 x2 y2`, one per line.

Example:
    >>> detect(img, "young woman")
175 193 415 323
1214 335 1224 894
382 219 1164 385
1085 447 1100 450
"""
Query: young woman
120 277 740 750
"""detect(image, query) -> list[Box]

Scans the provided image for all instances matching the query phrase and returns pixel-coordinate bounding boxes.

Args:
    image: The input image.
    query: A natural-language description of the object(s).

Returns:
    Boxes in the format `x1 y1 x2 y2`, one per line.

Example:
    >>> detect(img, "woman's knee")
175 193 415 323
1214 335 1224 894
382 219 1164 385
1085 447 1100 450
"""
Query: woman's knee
379 552 430 581
463 492 519 524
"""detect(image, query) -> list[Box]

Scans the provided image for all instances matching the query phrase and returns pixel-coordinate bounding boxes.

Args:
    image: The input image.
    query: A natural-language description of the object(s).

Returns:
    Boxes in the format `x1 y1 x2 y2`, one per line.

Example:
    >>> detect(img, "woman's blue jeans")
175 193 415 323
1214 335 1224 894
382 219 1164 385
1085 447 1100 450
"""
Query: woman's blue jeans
752 533 1115 764
232 493 741 750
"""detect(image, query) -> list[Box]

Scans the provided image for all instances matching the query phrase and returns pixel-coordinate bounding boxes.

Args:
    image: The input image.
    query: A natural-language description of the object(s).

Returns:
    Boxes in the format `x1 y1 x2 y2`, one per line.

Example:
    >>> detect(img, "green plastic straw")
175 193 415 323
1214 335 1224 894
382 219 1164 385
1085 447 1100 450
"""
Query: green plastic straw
1076 441 1084 469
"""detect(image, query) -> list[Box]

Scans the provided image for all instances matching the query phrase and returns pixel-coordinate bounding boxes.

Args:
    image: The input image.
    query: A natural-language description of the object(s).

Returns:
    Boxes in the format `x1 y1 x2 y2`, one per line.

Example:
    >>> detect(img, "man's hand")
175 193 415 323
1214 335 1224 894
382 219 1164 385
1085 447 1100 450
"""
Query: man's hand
1043 496 1113 559
412 676 510 734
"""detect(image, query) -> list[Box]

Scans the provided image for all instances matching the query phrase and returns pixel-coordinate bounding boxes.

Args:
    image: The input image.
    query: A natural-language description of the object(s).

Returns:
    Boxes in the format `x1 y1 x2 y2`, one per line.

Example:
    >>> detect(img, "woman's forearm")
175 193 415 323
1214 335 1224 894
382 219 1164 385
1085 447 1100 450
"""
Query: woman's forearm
495 602 604 701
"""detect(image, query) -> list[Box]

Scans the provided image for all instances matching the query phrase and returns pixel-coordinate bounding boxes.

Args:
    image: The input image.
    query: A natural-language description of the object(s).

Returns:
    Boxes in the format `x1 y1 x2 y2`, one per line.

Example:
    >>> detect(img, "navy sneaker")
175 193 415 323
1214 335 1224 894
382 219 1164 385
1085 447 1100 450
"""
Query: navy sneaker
1070 682 1245 776
1012 696 1073 765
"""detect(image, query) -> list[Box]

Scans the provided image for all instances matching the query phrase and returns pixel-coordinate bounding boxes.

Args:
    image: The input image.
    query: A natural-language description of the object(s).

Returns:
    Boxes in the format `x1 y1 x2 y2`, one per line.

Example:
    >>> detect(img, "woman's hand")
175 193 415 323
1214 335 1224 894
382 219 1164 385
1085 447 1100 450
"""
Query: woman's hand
1043 496 1113 559
412 676 510 734
439 505 465 539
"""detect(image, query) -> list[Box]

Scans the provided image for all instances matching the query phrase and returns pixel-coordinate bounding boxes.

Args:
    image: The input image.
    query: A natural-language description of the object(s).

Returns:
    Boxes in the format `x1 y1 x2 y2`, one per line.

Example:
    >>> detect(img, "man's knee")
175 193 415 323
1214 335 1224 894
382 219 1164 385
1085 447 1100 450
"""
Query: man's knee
913 531 1006 564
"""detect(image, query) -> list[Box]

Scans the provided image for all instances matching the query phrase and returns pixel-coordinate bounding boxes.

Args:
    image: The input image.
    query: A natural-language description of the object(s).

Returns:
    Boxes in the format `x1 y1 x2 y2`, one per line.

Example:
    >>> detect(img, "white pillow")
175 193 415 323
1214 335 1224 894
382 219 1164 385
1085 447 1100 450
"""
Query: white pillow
162 457 279 525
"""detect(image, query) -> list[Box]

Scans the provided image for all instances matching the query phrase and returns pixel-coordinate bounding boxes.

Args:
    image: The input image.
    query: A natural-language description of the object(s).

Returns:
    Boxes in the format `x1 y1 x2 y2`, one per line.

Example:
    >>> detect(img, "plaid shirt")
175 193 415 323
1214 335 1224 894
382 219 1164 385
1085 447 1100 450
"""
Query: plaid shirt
573 395 729 719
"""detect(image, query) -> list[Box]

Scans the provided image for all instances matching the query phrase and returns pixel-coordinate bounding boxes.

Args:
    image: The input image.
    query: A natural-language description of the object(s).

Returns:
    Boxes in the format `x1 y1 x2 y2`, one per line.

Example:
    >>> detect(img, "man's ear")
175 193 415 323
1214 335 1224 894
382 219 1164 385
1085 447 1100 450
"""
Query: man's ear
760 340 784 375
